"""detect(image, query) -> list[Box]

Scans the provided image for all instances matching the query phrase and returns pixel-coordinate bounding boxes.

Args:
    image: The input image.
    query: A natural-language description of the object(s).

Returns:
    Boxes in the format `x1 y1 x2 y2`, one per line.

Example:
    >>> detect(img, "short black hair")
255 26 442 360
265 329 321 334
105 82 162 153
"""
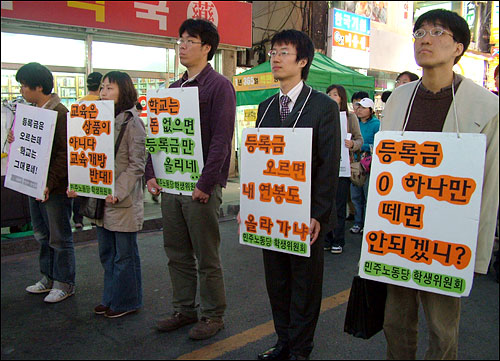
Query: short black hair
414 9 470 64
351 91 369 103
87 72 103 92
179 18 219 61
15 62 53 95
381 91 392 103
396 71 419 82
102 71 138 116
271 30 314 80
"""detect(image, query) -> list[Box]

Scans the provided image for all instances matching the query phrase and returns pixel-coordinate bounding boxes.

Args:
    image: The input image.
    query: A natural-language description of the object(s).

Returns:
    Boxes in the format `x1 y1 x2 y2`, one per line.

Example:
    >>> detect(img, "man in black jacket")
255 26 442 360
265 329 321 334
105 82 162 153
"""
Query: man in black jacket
255 30 340 360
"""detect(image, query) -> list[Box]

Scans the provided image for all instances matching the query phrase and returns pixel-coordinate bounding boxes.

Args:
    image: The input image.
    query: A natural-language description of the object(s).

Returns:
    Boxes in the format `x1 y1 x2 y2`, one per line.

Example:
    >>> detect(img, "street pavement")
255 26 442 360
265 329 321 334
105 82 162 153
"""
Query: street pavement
1 216 498 360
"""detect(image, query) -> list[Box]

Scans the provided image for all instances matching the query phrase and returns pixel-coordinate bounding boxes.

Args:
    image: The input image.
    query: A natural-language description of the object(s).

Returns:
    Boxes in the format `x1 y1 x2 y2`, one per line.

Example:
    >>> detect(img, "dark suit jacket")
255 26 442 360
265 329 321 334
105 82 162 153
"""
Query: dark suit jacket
256 84 340 224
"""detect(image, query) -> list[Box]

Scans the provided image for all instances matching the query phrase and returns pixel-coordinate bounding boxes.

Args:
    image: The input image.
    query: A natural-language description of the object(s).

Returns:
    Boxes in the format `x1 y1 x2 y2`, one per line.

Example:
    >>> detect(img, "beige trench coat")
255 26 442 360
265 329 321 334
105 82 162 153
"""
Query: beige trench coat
381 76 499 274
99 107 146 233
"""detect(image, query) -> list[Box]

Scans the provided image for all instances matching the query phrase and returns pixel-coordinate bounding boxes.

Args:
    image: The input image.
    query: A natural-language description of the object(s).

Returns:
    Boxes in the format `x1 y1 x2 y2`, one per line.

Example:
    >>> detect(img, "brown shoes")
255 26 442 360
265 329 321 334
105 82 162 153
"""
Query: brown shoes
94 304 109 315
156 312 198 332
188 317 224 340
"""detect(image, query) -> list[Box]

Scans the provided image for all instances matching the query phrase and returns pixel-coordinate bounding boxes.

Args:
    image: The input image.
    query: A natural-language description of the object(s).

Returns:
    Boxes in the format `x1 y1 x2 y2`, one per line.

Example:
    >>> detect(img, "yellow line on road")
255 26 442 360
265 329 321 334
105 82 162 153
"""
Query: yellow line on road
176 288 351 360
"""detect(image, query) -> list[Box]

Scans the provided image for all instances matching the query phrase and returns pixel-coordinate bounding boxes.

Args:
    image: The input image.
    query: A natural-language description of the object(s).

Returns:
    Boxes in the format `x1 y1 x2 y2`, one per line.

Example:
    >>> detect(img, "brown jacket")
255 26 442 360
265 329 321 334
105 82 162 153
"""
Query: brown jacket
42 94 69 195
100 107 146 233
346 111 363 162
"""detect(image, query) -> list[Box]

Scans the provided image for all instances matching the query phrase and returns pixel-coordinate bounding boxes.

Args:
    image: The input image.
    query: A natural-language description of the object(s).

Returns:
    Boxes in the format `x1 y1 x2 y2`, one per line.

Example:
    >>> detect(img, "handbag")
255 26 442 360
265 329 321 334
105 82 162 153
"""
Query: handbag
360 154 372 173
344 275 387 339
78 112 132 220
350 161 367 187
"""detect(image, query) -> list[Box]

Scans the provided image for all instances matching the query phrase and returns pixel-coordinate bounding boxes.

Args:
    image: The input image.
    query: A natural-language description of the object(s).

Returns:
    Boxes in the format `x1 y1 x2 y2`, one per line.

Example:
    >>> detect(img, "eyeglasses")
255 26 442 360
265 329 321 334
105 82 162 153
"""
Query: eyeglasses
413 27 455 40
268 50 297 58
176 38 203 46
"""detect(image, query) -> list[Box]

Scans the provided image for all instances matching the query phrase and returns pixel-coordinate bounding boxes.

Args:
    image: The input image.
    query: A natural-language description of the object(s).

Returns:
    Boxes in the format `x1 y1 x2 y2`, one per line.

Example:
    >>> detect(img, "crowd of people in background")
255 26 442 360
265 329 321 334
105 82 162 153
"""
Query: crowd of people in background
3 8 499 361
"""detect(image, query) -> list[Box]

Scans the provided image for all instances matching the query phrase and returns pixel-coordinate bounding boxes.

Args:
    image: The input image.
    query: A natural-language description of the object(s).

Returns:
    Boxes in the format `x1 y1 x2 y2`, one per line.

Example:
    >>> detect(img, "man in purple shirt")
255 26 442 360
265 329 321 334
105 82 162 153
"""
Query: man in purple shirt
145 18 236 340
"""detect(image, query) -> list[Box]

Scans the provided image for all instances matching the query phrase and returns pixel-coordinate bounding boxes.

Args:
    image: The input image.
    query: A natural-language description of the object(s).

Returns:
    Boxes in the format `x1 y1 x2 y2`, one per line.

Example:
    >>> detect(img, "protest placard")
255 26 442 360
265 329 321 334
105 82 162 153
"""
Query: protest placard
339 111 351 177
146 87 203 196
4 103 57 199
239 128 312 257
359 131 486 297
67 100 114 199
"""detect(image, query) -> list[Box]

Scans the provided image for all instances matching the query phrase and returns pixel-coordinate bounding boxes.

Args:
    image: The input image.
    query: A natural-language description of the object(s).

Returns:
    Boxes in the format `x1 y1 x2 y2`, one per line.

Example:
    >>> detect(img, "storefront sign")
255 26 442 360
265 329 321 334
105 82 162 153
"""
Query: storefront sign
4 104 56 199
146 87 203 196
333 8 370 36
1 1 252 47
233 72 279 92
358 131 486 297
239 128 312 257
333 28 369 51
67 100 115 199
340 1 388 24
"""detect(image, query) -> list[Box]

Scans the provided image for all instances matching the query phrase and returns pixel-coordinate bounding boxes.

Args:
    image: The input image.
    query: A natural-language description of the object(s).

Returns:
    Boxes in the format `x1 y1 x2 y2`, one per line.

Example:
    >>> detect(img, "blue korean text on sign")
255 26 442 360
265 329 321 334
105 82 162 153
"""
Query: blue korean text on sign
333 8 370 36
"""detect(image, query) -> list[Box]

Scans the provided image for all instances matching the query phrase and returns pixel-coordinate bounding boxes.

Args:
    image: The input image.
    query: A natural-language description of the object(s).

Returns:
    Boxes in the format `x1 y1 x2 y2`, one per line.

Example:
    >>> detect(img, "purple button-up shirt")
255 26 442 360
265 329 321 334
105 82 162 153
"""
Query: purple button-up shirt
145 64 236 194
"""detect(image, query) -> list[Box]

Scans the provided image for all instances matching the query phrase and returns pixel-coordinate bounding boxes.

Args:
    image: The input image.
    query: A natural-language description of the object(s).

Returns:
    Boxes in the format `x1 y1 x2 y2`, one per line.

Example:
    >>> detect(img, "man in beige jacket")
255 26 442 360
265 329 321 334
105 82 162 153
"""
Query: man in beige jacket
381 9 498 360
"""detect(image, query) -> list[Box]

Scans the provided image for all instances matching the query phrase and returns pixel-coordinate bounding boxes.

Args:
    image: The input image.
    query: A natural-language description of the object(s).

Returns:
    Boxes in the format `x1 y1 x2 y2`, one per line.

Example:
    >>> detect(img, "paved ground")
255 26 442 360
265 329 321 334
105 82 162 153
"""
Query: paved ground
1 217 498 360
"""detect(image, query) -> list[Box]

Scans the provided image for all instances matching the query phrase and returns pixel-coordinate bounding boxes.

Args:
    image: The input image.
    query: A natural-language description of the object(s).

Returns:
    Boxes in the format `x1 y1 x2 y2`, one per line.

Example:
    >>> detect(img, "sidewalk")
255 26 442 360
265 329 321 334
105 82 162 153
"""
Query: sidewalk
1 178 240 256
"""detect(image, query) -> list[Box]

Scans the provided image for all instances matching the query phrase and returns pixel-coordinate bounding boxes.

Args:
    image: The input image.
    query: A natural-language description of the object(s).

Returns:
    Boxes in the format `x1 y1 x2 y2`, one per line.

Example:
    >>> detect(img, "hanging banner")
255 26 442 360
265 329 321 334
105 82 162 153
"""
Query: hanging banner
4 103 57 199
67 100 115 199
233 72 280 92
339 111 351 177
146 87 203 196
358 131 486 297
239 128 312 257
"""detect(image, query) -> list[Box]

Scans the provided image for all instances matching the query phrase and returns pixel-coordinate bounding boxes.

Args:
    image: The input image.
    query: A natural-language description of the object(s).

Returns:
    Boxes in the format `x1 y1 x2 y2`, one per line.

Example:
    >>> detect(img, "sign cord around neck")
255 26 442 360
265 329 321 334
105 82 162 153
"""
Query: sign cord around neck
402 75 460 138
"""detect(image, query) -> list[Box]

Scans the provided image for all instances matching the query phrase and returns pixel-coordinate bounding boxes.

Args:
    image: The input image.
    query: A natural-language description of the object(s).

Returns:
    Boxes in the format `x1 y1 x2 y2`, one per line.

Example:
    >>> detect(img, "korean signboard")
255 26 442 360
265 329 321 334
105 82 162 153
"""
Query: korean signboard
359 131 486 297
146 87 203 196
67 100 115 199
329 8 370 68
1 1 252 47
4 104 56 199
233 72 280 92
239 128 312 257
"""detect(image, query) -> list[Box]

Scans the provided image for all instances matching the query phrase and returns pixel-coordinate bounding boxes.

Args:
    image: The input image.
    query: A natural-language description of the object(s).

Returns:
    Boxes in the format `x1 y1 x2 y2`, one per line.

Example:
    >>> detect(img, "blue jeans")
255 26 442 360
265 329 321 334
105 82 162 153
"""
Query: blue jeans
350 174 370 228
97 227 142 312
29 194 75 285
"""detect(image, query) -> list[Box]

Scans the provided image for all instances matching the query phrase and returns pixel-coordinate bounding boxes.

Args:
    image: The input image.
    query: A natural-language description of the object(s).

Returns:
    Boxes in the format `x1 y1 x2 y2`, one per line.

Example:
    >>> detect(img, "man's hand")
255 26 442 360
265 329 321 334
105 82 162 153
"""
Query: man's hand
146 178 162 196
7 130 14 144
192 187 210 203
105 195 118 204
66 189 78 198
36 187 49 203
310 218 321 244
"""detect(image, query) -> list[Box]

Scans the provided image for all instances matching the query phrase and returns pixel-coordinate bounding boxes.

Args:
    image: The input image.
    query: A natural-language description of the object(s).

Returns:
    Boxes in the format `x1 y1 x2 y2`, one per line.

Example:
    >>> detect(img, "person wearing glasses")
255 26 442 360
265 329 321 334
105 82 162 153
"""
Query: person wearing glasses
145 18 235 340
395 71 419 88
255 30 339 361
382 9 498 359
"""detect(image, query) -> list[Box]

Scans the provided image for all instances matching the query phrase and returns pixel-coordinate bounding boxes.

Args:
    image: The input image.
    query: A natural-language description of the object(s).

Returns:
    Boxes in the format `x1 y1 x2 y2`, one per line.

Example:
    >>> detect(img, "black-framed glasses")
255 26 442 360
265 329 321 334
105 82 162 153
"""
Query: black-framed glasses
176 38 203 46
413 27 455 40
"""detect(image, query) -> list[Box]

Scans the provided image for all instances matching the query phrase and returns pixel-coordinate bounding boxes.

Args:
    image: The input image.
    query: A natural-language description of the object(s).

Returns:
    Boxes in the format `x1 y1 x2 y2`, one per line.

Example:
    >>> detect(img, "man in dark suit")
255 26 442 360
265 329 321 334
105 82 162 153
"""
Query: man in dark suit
256 30 340 360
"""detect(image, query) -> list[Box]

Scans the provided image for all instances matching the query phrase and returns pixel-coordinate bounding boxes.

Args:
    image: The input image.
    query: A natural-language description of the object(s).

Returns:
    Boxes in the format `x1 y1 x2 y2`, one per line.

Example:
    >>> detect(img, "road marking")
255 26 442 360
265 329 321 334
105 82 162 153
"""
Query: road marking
176 288 351 360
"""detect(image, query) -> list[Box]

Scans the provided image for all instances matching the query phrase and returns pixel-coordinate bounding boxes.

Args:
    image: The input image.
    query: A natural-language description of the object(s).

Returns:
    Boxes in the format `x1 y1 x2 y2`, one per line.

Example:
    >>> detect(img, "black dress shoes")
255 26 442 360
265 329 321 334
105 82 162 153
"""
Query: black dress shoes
257 344 290 360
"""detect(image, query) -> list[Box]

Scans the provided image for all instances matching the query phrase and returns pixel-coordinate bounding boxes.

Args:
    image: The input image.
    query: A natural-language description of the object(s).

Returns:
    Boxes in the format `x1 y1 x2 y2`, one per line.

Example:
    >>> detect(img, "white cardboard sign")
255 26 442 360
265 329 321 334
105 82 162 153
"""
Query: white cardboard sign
146 87 204 196
67 100 115 199
239 128 312 257
4 103 57 199
339 111 351 177
358 131 486 297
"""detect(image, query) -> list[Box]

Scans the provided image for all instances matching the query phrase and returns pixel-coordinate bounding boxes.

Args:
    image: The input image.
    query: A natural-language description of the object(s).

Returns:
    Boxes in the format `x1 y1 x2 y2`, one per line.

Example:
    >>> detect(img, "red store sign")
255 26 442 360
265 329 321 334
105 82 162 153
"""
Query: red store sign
1 1 252 48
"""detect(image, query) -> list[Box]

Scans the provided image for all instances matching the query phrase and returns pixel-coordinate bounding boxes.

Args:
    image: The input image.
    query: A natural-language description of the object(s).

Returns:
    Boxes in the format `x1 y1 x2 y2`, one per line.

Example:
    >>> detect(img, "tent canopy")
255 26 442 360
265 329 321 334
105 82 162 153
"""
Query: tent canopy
236 52 375 106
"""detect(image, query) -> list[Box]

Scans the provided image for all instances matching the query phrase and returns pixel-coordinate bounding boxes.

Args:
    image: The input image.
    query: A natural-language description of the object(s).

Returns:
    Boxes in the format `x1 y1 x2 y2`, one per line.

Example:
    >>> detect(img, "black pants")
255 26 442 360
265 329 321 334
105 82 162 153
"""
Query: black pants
262 228 325 358
325 177 350 247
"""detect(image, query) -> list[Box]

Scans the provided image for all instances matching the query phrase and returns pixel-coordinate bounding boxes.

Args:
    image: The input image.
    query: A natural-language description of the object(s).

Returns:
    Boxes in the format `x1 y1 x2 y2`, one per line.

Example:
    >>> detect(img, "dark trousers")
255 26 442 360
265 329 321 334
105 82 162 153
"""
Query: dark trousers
325 177 350 248
262 228 325 358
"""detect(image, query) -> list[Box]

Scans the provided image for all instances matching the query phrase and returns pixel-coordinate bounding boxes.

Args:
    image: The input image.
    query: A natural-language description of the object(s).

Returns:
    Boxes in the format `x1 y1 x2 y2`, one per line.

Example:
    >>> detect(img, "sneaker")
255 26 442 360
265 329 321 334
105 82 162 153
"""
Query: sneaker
188 317 224 340
331 245 343 254
104 308 138 318
156 312 198 332
350 225 362 234
26 279 53 294
44 286 75 303
75 223 83 229
94 304 109 315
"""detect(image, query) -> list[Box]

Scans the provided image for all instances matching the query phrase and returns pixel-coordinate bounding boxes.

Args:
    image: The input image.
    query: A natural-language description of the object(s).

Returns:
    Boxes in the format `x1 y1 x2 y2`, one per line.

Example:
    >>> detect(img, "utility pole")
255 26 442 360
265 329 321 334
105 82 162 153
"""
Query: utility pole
310 1 328 52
